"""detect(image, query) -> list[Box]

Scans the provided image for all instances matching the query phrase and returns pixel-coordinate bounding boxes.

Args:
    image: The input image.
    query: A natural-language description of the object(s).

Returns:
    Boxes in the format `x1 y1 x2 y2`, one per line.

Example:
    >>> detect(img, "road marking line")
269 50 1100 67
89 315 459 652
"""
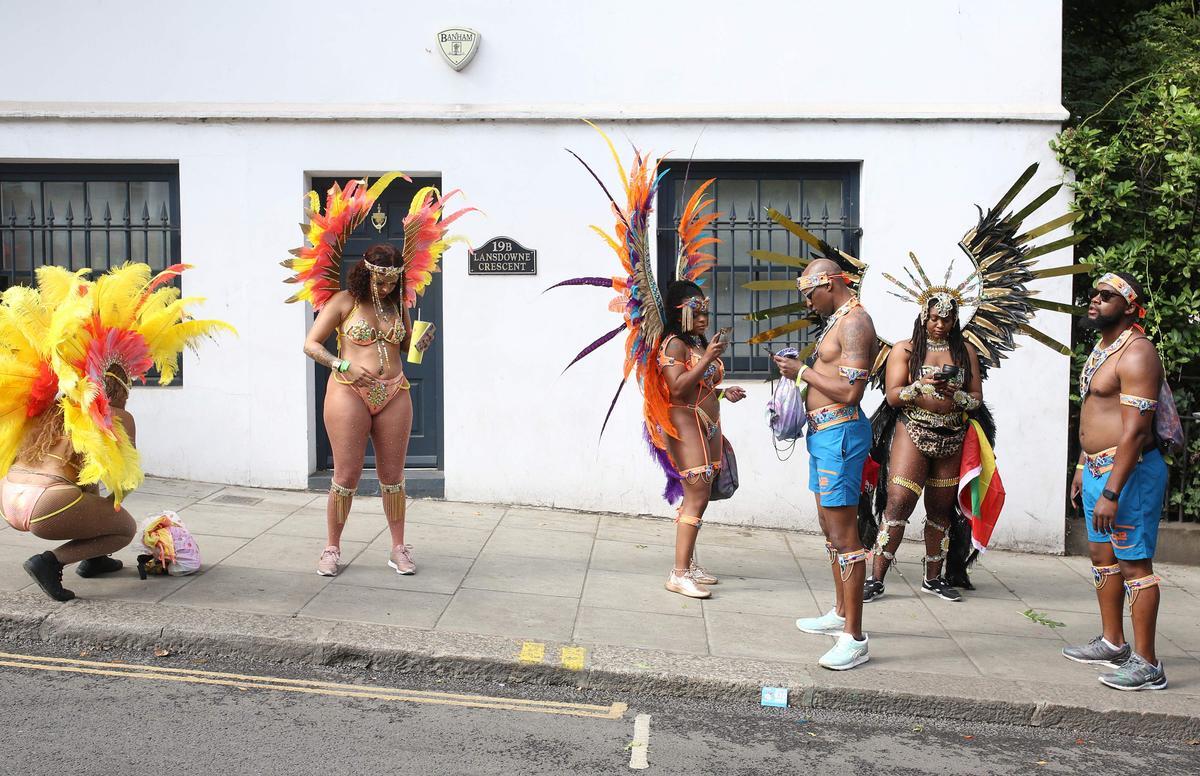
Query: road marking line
561 646 586 671
0 653 628 720
628 713 651 769
518 641 546 664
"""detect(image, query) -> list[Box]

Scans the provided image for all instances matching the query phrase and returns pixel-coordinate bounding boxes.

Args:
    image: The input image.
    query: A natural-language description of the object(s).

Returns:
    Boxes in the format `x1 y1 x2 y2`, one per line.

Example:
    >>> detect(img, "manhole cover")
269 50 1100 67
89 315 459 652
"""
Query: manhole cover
212 494 264 506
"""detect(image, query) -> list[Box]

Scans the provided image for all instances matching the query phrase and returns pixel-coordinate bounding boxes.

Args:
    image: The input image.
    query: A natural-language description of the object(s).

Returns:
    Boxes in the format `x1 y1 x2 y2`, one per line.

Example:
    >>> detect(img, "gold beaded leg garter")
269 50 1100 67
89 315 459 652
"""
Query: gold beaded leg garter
380 481 406 524
329 481 354 525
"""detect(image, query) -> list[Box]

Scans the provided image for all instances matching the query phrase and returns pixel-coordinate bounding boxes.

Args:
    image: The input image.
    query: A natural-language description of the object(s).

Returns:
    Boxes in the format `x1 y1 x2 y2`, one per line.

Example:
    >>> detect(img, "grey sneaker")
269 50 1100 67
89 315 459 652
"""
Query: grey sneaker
388 544 416 575
1099 653 1167 691
1062 635 1131 667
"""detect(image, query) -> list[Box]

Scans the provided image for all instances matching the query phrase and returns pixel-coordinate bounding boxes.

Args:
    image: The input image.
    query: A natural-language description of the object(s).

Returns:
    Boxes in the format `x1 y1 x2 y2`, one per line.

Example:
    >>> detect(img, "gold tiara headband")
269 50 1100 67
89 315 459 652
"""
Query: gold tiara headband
882 252 981 323
364 261 403 280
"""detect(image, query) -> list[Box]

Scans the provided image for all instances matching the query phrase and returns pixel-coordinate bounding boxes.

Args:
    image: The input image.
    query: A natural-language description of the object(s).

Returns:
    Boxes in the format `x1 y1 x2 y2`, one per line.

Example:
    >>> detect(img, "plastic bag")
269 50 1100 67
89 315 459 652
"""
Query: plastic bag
132 511 201 577
767 374 807 442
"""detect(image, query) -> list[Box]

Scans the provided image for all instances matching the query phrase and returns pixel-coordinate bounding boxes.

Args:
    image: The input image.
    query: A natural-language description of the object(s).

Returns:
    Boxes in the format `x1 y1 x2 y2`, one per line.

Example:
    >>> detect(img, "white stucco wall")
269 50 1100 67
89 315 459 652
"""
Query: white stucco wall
0 0 1071 552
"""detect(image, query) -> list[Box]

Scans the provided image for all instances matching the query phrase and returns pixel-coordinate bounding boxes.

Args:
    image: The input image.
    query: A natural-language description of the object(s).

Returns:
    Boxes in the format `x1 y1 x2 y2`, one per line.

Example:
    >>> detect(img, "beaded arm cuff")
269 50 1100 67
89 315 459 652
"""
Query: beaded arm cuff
1120 394 1158 414
838 365 868 385
953 390 981 411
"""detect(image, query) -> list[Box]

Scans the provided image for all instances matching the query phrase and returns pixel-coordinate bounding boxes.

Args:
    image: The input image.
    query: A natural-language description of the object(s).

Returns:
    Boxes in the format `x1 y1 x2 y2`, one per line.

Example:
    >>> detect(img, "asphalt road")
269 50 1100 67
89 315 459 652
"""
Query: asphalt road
0 640 1196 775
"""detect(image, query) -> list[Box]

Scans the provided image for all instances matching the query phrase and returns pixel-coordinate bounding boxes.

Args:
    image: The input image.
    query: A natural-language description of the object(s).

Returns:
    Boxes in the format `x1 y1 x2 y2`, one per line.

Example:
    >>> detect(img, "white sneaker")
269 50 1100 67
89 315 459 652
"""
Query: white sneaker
819 632 870 671
795 608 846 635
316 546 340 577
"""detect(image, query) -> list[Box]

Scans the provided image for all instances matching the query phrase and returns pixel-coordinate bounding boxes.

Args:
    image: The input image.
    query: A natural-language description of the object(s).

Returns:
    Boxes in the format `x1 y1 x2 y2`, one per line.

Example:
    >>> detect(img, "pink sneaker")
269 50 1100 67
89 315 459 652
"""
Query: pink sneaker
388 544 416 575
317 546 340 577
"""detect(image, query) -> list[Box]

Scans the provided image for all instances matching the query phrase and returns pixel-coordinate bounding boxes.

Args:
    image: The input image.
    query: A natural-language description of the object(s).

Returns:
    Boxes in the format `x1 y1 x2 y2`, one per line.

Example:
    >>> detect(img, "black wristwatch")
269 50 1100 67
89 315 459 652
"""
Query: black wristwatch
1102 488 1119 502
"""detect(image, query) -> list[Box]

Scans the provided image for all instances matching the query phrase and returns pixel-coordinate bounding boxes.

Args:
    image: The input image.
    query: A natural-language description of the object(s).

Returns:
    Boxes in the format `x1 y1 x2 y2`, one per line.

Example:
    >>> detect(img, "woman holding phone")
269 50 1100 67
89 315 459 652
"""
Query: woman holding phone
657 280 746 599
862 293 983 603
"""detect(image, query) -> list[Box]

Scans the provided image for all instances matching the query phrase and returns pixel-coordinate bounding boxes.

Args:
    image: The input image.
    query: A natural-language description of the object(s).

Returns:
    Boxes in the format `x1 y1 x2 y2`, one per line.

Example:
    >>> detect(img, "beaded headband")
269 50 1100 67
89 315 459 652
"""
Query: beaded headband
1097 273 1146 318
796 272 849 293
364 261 403 281
678 297 711 313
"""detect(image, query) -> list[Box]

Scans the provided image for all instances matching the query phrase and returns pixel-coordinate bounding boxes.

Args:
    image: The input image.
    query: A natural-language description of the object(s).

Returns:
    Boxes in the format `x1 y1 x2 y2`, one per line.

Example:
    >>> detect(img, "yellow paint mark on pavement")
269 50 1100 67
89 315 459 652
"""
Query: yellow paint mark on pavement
561 646 586 671
518 641 546 664
0 651 626 720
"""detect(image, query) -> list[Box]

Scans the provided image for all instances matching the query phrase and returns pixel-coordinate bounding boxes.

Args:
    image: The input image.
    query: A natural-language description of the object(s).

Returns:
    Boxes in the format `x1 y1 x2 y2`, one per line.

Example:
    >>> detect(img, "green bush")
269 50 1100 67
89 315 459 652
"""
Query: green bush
1053 1 1200 519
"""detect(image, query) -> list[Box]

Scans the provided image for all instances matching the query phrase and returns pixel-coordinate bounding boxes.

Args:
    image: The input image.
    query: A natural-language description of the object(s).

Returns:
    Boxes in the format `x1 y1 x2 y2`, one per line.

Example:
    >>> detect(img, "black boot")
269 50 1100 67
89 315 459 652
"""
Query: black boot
23 551 76 602
76 555 123 578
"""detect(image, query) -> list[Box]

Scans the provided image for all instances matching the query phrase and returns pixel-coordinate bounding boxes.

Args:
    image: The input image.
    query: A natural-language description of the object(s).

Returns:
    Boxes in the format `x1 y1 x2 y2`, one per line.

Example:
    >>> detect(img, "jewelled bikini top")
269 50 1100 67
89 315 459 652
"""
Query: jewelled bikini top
342 304 405 346
658 336 724 390
920 364 965 389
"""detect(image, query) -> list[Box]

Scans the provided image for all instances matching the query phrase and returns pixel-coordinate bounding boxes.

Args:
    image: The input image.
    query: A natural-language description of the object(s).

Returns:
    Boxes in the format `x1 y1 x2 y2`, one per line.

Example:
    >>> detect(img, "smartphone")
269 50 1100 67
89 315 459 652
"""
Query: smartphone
933 364 960 381
716 326 733 343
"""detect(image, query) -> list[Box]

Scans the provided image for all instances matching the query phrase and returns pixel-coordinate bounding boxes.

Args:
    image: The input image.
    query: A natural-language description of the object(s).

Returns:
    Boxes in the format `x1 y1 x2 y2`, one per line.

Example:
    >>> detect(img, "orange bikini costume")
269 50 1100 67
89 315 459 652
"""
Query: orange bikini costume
658 335 725 485
334 304 411 415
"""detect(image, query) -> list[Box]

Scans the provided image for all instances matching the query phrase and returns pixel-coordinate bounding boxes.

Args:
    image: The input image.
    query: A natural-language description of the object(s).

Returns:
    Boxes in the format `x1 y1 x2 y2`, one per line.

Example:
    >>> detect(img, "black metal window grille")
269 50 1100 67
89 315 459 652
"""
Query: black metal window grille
655 162 861 378
0 163 183 384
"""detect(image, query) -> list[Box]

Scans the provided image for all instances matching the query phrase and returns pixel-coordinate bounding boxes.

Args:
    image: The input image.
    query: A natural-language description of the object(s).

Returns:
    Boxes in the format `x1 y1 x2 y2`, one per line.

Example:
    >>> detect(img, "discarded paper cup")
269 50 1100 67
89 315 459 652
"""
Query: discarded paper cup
407 320 434 364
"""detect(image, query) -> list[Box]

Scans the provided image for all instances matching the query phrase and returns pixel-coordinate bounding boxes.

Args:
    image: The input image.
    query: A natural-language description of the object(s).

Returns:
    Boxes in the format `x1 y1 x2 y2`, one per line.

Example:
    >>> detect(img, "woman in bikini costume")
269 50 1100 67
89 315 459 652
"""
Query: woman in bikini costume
304 243 432 578
863 293 983 604
659 281 746 599
1 369 138 602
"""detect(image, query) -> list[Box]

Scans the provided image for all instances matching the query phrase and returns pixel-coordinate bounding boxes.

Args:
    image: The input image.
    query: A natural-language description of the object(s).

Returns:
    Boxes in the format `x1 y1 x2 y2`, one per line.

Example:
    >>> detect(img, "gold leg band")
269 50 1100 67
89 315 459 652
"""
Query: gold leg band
891 475 923 496
675 512 702 527
927 476 960 488
329 481 354 525
381 481 406 524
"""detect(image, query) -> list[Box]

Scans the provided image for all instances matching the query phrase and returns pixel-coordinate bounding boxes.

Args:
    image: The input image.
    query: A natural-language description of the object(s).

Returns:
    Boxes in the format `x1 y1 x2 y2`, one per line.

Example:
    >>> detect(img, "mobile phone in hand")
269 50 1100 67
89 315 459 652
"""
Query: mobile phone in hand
716 326 733 343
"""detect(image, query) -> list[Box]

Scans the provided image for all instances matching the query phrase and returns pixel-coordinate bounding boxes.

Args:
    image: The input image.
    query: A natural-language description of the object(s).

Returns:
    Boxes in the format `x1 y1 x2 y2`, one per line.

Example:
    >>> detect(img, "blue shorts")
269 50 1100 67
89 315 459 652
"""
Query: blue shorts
806 406 871 507
1083 447 1167 560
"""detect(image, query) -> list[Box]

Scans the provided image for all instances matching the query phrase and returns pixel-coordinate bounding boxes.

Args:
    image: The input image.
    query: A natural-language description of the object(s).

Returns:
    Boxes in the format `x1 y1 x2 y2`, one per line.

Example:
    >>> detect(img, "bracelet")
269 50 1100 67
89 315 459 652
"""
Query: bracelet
336 359 351 373
794 365 808 387
1075 464 1084 471
717 389 726 400
953 390 981 411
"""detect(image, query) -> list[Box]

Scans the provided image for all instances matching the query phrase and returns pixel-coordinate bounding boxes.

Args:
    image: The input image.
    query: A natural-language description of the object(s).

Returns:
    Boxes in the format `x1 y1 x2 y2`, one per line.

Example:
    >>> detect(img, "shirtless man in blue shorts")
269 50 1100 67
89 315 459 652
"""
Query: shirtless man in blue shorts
1063 271 1169 691
775 258 877 670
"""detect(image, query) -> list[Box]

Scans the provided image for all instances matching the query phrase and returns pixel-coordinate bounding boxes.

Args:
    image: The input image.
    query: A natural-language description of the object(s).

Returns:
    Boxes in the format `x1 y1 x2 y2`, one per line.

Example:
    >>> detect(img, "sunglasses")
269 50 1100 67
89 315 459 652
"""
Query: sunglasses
1085 288 1123 304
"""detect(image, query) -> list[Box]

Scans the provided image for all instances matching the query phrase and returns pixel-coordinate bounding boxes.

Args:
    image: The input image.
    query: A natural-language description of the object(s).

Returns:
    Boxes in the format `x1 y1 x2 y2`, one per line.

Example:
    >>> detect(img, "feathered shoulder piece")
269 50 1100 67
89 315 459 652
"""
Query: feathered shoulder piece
0 276 89 475
282 172 410 311
401 187 477 310
46 263 235 505
547 123 721 501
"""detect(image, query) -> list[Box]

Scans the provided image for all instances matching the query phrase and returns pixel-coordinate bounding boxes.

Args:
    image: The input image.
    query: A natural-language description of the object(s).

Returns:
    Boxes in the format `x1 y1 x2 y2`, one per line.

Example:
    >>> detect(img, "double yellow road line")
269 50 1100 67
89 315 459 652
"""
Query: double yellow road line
0 651 628 720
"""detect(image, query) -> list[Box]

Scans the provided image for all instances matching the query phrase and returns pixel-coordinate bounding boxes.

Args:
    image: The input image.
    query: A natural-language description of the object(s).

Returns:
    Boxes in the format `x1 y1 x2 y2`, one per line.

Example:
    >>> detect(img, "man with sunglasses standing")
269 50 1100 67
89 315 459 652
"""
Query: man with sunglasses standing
1063 272 1169 691
774 259 877 670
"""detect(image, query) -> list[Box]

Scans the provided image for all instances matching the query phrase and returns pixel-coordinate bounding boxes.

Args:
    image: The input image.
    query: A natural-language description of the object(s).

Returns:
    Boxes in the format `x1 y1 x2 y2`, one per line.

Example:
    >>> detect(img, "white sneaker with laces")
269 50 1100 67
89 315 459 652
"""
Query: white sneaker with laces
795 608 846 635
819 632 870 671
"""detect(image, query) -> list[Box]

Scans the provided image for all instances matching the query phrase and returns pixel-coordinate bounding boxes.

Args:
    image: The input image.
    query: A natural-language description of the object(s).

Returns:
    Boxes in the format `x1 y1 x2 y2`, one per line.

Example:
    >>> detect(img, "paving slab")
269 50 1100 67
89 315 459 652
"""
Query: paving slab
267 507 388 544
366 521 492 559
705 609 830 665
435 587 578 642
174 504 287 539
160 565 329 615
330 550 473 595
222 533 369 575
300 583 450 629
405 500 505 529
476 526 594 563
462 555 588 598
574 605 708 654
581 569 704 618
499 508 599 534
589 539 672 575
595 514 675 546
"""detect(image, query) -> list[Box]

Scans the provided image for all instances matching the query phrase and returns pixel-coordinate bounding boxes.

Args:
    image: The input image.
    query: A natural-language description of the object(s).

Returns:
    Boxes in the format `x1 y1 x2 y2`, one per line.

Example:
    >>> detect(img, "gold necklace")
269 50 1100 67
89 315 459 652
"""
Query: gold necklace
927 339 949 352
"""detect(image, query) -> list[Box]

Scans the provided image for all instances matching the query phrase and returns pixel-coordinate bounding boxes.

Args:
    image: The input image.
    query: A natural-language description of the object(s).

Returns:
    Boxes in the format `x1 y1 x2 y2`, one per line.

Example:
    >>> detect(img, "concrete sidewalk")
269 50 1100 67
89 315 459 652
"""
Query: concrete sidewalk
1 478 1198 737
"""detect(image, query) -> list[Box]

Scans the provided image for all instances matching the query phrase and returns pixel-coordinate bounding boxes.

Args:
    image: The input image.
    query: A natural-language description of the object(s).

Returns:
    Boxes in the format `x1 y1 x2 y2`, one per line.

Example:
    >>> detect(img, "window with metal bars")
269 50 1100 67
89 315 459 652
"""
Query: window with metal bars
655 162 861 378
0 163 183 384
